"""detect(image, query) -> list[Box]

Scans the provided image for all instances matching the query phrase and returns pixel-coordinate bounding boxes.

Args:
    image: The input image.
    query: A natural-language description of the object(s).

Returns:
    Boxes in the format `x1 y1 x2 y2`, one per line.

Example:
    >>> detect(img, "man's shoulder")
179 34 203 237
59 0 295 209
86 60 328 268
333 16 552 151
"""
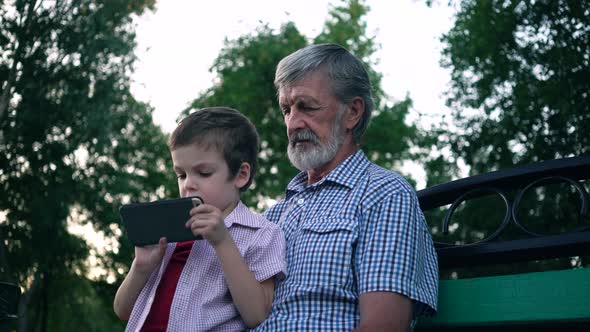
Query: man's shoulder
263 198 288 223
339 161 420 216
361 161 416 196
332 151 411 191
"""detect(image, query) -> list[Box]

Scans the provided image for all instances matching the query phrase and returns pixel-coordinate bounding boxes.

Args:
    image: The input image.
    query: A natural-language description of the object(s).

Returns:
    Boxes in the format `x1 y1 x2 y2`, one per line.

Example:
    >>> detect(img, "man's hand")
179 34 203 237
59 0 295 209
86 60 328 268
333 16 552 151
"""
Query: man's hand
186 203 230 247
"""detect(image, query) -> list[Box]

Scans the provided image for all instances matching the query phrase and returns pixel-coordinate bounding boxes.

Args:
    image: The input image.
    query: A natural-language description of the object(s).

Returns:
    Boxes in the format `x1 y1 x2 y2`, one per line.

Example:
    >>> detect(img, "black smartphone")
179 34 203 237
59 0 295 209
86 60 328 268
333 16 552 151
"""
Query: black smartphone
119 196 203 246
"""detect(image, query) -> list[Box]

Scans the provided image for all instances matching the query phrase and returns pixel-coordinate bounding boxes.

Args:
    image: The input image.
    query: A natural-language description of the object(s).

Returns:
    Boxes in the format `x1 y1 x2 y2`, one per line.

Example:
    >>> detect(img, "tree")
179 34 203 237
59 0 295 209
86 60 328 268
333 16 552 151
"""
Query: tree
439 0 590 174
187 0 424 209
0 1 177 330
426 0 590 273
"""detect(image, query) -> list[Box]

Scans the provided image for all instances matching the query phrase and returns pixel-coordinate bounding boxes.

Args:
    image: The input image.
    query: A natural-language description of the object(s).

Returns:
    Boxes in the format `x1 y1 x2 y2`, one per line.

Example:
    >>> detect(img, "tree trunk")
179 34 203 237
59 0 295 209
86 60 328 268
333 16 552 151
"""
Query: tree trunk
39 272 49 332
17 273 39 332
0 226 9 278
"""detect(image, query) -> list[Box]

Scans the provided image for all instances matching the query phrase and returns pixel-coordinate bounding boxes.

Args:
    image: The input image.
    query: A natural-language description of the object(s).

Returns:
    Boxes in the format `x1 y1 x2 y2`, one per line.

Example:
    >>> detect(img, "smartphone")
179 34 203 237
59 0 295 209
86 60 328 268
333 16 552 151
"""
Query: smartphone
119 196 203 246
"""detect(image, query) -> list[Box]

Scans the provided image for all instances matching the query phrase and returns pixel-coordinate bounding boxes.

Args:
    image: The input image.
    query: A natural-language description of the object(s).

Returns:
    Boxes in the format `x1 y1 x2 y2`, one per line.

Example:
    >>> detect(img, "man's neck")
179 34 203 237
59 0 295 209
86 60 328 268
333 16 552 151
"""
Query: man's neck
307 144 359 185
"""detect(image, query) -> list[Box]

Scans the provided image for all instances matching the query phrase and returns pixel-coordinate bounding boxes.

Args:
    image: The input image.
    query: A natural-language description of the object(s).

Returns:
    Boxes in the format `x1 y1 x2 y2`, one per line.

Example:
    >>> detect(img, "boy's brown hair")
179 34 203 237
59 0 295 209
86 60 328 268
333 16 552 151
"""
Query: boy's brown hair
169 107 259 191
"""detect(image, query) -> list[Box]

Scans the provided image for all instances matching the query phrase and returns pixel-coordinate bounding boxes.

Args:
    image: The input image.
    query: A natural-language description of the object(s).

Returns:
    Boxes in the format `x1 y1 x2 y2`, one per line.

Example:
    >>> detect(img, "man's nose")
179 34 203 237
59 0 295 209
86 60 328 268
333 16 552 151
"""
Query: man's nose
285 108 306 132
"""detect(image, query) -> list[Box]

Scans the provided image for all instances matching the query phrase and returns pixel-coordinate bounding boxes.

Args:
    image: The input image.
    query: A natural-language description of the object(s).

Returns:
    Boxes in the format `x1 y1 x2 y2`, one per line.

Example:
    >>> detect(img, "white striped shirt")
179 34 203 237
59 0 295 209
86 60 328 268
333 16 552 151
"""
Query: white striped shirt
126 201 286 332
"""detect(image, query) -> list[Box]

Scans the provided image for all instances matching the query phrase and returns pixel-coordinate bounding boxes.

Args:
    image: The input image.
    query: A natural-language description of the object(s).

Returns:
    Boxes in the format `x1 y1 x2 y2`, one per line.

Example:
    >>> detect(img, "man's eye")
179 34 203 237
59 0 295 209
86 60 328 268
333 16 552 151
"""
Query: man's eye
280 106 290 115
297 102 317 111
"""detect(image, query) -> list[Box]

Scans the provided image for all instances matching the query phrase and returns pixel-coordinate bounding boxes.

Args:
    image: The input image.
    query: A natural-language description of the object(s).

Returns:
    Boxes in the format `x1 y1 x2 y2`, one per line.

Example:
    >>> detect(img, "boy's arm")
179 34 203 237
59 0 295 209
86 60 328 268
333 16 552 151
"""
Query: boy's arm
113 238 167 320
187 204 279 327
113 261 153 320
213 238 275 328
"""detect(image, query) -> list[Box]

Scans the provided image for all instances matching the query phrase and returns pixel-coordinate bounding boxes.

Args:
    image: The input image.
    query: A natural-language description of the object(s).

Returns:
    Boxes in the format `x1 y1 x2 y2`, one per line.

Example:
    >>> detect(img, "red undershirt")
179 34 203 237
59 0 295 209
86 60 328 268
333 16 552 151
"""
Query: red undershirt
141 241 194 331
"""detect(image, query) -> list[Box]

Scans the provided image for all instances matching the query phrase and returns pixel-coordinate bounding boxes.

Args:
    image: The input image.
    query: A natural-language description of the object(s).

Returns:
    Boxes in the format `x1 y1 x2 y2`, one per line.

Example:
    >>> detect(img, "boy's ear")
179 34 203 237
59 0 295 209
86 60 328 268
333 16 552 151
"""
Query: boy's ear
234 162 251 189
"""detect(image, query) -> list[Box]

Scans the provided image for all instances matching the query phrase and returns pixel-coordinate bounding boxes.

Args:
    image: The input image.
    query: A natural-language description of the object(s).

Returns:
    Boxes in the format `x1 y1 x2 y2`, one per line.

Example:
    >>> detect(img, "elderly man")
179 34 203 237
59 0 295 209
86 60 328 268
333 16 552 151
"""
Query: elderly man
255 43 438 331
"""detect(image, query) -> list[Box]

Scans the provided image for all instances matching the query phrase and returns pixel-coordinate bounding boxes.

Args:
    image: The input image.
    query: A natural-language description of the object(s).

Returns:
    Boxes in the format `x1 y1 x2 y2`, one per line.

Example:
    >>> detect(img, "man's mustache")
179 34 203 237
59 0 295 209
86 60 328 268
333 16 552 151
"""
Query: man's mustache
289 130 320 145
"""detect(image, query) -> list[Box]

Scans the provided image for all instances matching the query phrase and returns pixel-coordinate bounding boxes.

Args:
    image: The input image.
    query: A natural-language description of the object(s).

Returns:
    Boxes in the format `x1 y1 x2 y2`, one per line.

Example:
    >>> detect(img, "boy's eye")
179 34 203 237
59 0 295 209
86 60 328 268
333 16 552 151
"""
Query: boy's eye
176 174 186 179
199 172 212 177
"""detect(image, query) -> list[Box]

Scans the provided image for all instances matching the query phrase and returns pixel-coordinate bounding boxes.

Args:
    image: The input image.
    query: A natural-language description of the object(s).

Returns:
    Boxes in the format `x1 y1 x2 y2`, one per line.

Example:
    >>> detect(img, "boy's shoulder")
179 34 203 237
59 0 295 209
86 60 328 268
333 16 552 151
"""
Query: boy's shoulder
230 201 279 231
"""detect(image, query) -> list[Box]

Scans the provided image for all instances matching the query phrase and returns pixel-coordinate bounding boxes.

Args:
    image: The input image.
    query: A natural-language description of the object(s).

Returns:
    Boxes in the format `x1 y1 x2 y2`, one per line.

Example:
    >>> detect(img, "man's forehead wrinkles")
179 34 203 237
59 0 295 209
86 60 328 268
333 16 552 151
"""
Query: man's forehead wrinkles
279 91 317 105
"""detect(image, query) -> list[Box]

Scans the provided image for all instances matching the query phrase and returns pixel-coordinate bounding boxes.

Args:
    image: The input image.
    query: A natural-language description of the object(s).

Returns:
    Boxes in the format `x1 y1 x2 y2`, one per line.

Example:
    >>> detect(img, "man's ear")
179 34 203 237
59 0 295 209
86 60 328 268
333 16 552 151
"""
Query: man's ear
345 97 365 130
234 162 251 190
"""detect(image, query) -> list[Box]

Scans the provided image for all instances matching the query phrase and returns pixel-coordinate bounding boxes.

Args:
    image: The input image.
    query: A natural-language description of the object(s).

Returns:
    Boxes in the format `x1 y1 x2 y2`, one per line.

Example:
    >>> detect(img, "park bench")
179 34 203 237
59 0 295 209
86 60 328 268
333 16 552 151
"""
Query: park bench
415 155 590 331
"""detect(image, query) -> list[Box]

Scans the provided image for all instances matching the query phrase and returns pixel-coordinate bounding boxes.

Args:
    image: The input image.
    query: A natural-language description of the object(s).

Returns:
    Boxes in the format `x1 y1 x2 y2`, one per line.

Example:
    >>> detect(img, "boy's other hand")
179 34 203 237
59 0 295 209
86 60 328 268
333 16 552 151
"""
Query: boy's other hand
186 204 229 247
133 237 167 275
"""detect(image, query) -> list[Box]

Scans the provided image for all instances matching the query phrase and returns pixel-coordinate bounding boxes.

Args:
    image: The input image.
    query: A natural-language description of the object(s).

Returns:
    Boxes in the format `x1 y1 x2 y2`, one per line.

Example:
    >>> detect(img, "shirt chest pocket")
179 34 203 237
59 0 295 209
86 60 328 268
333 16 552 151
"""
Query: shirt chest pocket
290 217 357 287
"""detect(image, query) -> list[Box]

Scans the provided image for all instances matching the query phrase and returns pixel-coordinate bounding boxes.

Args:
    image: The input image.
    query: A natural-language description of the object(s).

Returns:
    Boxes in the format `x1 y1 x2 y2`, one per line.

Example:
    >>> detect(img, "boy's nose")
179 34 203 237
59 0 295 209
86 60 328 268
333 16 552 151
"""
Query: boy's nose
183 176 198 191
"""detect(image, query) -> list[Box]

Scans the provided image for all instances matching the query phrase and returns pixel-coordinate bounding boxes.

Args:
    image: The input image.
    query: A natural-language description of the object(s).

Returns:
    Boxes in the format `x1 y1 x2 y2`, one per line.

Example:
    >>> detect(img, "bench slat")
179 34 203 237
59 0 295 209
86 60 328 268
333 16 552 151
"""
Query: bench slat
418 267 590 328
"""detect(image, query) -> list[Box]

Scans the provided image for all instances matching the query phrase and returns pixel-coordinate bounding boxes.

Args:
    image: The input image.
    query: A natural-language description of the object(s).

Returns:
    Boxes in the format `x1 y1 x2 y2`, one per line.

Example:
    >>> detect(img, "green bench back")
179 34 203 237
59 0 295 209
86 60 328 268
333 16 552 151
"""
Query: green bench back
415 156 590 330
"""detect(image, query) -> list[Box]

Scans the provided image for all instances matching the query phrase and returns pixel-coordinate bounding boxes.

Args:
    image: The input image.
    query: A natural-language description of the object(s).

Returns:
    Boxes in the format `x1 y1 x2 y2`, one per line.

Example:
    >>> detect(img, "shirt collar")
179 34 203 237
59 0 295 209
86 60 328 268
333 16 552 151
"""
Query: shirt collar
224 201 264 229
286 150 370 194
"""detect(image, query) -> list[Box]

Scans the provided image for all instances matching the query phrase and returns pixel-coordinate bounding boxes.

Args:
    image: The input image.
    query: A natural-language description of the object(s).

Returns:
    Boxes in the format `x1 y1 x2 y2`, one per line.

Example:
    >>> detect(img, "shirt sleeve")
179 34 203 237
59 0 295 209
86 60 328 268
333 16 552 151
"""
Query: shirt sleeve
356 188 438 316
244 223 287 282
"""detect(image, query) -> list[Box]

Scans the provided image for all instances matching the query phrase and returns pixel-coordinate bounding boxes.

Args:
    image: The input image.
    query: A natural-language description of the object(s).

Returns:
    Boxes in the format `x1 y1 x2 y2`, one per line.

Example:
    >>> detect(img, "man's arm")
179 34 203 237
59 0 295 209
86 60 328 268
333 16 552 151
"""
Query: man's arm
353 291 412 332
354 187 436 331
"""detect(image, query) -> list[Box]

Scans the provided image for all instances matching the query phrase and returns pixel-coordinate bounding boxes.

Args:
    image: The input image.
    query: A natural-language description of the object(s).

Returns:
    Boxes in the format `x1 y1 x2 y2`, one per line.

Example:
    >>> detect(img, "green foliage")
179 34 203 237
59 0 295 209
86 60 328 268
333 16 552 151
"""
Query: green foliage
439 0 590 173
315 0 385 104
363 97 417 171
187 0 425 209
26 273 126 331
426 0 590 276
0 0 177 330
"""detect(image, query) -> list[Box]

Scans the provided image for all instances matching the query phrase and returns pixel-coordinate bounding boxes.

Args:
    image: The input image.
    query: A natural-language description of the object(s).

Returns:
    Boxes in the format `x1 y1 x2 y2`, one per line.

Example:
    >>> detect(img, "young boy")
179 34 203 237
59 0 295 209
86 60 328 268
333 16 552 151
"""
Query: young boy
114 107 286 331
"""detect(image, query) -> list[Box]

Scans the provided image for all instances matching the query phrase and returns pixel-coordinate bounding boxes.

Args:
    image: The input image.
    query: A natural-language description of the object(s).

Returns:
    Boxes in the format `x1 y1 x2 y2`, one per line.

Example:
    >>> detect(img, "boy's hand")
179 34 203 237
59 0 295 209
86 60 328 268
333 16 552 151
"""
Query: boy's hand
186 203 229 247
133 237 167 275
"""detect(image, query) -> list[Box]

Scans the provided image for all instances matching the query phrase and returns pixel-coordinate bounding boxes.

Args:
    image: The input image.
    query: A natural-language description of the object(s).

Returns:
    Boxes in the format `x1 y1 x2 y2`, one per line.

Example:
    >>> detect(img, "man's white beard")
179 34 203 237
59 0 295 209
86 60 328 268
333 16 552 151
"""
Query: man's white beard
287 108 346 171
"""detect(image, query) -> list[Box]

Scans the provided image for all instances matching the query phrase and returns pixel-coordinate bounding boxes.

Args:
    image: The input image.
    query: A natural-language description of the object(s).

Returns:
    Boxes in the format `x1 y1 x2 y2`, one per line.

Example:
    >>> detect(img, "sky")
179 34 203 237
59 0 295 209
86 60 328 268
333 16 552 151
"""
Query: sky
131 0 457 134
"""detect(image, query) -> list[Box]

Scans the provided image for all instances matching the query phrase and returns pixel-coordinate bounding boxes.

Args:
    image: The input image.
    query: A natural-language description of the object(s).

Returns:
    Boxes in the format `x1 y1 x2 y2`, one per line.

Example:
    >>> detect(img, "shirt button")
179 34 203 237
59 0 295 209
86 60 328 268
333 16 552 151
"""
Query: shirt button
297 198 305 205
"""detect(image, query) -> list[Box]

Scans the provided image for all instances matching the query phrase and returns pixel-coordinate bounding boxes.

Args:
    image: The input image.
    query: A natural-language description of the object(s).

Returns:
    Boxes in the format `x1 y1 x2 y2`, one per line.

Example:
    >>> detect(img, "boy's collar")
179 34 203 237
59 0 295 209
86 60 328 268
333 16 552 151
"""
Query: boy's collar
223 201 265 229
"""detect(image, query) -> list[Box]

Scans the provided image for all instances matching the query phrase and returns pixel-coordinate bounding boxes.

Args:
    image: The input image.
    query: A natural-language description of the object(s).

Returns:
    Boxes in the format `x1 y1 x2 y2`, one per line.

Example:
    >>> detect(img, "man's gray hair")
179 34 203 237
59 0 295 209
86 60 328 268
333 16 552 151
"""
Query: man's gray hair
274 43 374 144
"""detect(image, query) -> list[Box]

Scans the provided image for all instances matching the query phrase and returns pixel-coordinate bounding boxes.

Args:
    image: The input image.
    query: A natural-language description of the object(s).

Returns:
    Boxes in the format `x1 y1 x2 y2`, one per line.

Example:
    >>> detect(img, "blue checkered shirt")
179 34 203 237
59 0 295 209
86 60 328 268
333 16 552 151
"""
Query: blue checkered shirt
253 151 438 331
